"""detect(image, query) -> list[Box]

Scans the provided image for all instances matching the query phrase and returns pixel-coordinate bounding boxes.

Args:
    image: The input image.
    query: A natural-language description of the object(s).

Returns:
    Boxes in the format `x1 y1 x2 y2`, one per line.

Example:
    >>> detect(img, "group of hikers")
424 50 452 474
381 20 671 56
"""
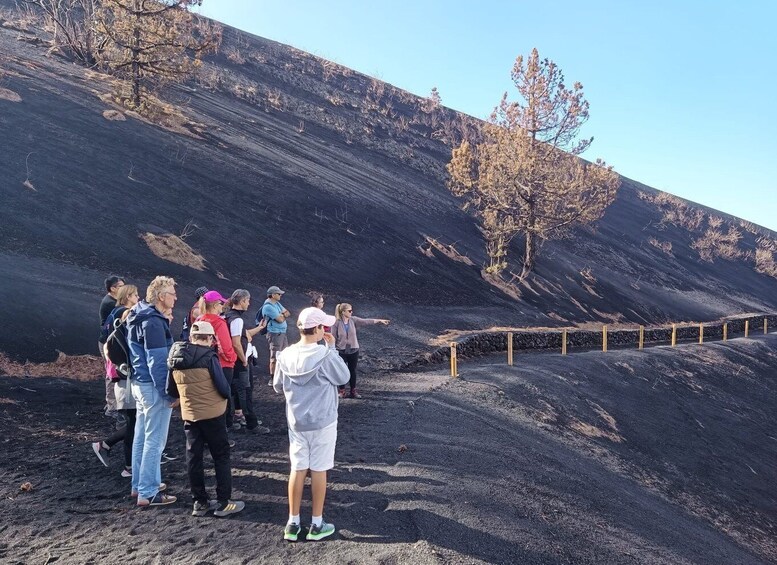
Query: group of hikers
92 275 389 541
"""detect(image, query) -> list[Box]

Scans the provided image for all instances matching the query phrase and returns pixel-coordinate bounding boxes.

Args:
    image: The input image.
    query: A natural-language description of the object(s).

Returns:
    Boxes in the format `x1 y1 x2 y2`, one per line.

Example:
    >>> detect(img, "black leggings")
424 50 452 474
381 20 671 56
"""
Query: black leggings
104 408 136 468
338 350 359 391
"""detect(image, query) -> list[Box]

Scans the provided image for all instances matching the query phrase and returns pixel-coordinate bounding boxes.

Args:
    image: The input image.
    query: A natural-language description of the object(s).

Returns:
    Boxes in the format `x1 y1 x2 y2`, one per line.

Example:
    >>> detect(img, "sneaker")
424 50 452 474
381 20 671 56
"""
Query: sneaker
338 388 346 399
231 422 243 431
267 378 273 386
228 439 236 448
120 467 132 478
131 483 167 497
284 522 302 542
306 520 335 541
192 500 219 517
349 389 362 399
213 500 245 517
138 492 177 507
246 425 270 435
91 442 110 467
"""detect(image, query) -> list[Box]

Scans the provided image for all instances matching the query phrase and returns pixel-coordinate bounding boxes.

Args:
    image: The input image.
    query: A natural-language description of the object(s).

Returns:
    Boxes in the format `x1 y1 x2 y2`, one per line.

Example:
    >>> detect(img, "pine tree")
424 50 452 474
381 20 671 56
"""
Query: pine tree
448 48 620 279
95 0 221 110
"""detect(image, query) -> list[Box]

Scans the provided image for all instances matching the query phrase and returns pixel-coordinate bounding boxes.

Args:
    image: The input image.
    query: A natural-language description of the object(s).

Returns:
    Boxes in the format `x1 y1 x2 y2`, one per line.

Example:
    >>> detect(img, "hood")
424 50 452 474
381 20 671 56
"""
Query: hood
278 344 331 385
168 341 214 370
126 301 166 327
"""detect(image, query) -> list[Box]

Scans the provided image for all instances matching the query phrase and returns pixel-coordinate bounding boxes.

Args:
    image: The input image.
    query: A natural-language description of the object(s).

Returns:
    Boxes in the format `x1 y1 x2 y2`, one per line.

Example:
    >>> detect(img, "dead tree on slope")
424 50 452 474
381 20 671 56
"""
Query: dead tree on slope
447 48 620 279
95 0 221 110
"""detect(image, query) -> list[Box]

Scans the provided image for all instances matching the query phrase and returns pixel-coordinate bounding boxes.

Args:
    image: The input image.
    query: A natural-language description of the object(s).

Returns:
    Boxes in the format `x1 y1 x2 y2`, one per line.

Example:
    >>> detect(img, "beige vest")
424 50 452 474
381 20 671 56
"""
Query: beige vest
172 367 227 422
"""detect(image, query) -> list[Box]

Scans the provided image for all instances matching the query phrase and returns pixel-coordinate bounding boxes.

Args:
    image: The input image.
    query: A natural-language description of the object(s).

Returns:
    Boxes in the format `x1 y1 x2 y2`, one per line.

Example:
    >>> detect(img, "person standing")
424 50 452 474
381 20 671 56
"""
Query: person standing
166 321 245 518
180 286 209 341
196 290 238 430
127 276 178 507
260 286 291 383
225 290 270 434
91 284 140 477
99 275 125 420
273 307 350 541
331 303 390 399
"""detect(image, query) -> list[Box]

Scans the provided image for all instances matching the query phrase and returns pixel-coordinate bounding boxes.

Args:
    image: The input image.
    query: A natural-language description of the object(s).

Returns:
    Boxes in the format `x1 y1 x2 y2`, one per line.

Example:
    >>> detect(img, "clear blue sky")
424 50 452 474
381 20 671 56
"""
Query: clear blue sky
198 1 777 232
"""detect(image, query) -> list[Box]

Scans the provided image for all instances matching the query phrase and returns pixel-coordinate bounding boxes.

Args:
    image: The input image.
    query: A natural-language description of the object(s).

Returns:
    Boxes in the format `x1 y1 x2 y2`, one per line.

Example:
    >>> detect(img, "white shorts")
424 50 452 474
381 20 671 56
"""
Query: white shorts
288 421 337 472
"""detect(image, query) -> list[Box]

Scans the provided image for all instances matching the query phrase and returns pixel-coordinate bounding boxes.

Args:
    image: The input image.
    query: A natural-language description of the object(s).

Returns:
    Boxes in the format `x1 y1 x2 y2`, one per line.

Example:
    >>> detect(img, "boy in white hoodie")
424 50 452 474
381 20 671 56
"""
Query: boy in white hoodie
273 307 350 542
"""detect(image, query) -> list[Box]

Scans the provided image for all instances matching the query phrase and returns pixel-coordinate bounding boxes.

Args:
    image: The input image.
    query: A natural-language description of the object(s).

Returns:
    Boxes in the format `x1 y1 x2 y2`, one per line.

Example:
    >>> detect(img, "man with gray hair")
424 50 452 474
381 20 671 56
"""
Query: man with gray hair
127 276 178 507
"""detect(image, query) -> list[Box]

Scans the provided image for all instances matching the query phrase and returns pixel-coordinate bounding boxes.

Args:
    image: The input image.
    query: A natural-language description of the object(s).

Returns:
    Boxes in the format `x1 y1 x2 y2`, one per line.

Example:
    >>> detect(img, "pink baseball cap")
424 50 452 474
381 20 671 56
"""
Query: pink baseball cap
203 290 227 303
297 307 336 329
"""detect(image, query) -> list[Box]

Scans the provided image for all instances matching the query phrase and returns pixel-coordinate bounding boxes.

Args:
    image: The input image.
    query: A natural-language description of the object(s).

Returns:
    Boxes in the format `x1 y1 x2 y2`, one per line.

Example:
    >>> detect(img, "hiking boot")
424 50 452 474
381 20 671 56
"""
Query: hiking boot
138 492 177 507
91 442 110 467
192 500 219 517
213 500 245 517
246 425 270 435
283 522 302 542
131 483 166 497
349 389 362 399
120 467 132 478
306 520 335 541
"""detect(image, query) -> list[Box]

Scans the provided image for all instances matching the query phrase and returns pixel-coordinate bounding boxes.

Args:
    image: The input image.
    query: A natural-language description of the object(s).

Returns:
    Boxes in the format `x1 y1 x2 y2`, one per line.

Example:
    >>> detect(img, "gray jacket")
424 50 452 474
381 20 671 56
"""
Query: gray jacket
273 343 350 432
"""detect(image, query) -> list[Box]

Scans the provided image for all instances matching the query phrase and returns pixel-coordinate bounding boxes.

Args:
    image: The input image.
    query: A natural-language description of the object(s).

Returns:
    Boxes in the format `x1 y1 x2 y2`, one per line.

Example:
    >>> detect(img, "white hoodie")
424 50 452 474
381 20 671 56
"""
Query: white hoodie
273 343 350 432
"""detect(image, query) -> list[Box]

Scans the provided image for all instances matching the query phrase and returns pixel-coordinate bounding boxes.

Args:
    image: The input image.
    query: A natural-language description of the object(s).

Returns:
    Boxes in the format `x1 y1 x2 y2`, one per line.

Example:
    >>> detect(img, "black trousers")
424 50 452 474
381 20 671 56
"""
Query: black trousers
184 413 232 504
232 362 249 413
104 408 136 468
222 367 234 428
338 350 359 391
236 362 259 429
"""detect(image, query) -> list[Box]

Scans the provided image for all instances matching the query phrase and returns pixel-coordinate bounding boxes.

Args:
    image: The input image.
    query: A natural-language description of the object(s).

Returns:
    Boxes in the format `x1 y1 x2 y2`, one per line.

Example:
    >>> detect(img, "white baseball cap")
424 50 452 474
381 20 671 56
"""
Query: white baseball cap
297 307 336 329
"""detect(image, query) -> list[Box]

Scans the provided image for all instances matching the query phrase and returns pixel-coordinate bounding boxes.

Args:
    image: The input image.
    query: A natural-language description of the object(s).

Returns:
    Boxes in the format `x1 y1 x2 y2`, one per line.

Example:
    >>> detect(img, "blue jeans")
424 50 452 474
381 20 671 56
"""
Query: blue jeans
130 381 172 499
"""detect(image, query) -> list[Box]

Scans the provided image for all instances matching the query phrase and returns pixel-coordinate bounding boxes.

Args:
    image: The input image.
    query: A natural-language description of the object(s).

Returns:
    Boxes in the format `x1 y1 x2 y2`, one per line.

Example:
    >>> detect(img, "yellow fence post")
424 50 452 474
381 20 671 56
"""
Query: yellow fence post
602 325 608 353
507 332 513 366
723 323 728 341
699 323 704 345
745 320 749 338
450 342 458 378
671 324 677 347
562 329 567 355
639 325 644 350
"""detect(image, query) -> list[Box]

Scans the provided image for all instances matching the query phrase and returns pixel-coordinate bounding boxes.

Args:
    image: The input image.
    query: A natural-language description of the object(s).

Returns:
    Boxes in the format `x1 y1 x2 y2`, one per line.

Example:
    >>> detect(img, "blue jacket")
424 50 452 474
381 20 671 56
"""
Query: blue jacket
127 301 174 401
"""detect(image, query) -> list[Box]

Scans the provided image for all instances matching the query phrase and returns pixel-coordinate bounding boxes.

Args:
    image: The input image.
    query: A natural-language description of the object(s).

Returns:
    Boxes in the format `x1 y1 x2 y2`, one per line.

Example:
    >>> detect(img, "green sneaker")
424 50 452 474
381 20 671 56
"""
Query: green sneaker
306 520 335 541
284 522 301 542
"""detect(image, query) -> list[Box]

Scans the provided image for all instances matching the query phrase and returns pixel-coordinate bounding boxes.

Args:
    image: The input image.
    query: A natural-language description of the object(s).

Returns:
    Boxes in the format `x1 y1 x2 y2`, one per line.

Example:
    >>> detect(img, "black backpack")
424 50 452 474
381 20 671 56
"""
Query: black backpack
105 313 131 380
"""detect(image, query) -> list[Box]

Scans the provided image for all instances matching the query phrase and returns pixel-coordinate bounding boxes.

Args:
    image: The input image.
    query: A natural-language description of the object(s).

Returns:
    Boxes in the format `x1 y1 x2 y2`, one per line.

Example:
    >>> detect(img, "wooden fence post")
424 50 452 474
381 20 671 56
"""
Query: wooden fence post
562 329 567 355
765 318 768 334
602 325 608 353
723 323 728 341
699 323 704 345
639 325 644 350
671 324 677 347
450 342 458 377
507 332 513 366
745 320 749 338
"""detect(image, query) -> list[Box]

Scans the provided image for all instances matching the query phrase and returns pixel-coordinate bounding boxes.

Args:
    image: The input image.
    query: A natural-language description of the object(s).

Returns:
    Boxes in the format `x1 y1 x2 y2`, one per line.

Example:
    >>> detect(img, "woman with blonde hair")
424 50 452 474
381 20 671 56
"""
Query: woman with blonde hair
331 303 389 399
92 284 140 477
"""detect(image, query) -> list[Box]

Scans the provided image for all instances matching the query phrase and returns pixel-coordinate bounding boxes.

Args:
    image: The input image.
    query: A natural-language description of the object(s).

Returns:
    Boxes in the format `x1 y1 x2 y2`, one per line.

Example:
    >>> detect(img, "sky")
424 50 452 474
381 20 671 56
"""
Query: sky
197 0 777 232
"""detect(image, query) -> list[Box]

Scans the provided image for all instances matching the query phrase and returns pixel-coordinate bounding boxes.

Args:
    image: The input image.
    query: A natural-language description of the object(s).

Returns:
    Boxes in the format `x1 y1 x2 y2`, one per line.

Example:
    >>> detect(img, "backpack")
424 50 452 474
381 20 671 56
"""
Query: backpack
254 310 269 335
105 310 130 380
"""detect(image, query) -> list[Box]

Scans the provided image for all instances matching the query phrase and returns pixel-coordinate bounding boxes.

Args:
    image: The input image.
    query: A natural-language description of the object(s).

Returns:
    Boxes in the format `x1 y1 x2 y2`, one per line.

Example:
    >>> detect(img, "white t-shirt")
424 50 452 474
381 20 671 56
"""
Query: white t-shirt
230 318 244 337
